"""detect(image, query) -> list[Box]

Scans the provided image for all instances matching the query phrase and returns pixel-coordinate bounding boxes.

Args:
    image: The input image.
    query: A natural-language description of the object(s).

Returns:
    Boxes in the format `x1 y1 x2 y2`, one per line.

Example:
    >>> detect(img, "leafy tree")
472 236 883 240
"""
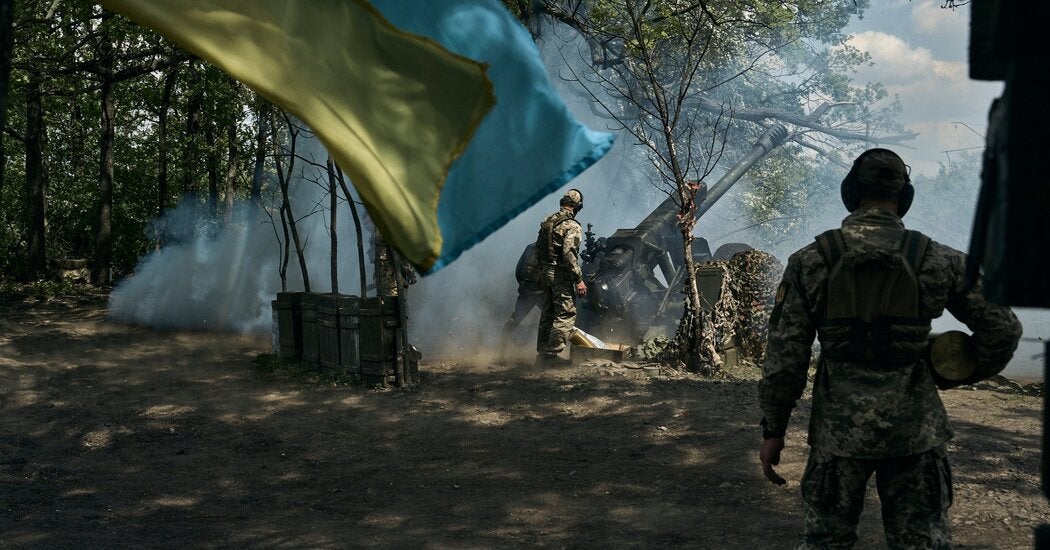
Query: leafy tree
0 0 11 134
0 2 267 282
503 0 912 373
907 152 981 251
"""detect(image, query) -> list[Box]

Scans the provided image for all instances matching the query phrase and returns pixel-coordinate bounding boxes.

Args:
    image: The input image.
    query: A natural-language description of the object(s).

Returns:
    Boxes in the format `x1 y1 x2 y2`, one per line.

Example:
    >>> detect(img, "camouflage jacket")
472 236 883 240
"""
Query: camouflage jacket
537 206 584 284
758 207 1022 458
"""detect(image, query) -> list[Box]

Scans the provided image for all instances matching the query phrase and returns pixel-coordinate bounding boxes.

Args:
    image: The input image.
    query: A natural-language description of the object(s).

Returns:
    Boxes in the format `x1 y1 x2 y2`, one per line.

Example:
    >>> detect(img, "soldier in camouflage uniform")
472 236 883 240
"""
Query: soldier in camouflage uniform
757 149 1022 549
503 243 545 336
535 189 588 364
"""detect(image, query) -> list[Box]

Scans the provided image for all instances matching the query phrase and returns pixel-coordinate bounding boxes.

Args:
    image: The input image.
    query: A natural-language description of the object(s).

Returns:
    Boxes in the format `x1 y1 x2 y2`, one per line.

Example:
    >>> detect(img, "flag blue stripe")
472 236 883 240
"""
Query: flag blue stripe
369 0 615 273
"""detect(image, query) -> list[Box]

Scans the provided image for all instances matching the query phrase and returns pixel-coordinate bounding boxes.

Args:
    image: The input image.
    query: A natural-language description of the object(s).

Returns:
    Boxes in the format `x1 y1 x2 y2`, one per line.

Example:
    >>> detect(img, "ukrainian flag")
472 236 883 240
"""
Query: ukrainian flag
370 0 614 271
99 0 613 273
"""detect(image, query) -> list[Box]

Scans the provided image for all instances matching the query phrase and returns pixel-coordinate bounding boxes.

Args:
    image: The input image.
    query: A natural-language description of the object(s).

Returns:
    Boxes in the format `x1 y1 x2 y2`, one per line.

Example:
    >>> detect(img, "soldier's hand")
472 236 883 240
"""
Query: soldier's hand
760 436 787 485
575 281 587 298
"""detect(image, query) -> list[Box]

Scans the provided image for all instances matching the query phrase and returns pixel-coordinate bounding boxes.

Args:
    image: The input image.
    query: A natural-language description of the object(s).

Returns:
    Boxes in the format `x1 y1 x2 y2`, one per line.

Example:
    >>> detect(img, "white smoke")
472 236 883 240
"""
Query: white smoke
406 30 665 360
109 140 370 333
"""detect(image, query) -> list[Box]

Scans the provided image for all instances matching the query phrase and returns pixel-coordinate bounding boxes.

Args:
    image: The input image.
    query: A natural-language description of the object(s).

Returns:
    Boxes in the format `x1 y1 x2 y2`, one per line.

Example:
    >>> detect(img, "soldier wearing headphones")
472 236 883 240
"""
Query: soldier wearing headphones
534 189 588 365
757 149 1022 548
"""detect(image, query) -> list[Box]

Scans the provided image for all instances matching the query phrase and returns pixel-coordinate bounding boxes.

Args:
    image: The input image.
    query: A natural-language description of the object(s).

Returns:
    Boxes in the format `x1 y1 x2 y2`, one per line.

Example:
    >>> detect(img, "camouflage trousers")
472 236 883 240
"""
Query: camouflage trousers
798 446 953 550
505 287 543 333
536 270 577 357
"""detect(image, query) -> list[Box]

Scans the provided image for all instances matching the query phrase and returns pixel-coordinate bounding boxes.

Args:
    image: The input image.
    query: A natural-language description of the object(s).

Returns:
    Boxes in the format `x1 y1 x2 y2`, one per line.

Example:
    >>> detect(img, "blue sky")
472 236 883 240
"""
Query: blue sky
843 0 1001 175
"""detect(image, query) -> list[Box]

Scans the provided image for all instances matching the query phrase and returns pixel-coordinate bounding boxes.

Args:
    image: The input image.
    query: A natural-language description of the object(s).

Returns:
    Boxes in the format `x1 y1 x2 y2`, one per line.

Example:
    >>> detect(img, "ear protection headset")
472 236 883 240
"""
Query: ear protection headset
561 188 584 213
840 148 913 217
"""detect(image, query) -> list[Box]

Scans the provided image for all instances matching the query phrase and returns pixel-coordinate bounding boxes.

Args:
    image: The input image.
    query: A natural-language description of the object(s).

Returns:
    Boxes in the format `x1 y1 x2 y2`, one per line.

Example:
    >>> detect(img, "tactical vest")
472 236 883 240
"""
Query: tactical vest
815 228 932 364
515 243 543 286
535 210 577 266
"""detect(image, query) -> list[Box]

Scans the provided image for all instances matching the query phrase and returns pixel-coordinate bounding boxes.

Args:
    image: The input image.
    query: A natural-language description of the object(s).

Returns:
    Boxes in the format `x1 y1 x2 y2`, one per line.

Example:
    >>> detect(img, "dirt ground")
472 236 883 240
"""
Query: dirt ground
1 291 1047 549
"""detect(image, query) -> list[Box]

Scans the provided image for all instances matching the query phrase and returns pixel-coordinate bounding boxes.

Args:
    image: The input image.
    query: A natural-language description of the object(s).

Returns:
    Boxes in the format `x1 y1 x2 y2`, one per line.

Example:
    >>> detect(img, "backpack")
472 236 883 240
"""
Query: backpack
814 229 932 364
534 210 577 266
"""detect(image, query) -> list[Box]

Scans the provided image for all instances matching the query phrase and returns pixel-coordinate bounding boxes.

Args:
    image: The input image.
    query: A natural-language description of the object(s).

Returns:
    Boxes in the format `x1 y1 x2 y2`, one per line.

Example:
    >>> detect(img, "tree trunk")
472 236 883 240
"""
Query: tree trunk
92 18 116 286
335 166 367 297
156 66 178 219
623 0 718 375
327 157 338 294
181 61 202 197
672 179 721 374
250 101 268 203
659 131 716 373
205 121 219 216
24 74 47 281
271 113 310 292
280 195 309 292
0 0 14 197
278 197 290 292
223 119 238 222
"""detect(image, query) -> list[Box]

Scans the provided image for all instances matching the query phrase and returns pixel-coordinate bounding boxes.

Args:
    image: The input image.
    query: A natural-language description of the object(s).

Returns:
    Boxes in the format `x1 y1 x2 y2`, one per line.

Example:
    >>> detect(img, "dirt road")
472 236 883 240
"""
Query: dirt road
0 292 1046 549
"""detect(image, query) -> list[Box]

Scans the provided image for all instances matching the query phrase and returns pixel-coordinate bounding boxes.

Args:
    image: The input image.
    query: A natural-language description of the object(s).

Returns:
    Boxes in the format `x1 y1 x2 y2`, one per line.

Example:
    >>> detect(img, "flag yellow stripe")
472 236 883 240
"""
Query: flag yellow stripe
98 0 495 269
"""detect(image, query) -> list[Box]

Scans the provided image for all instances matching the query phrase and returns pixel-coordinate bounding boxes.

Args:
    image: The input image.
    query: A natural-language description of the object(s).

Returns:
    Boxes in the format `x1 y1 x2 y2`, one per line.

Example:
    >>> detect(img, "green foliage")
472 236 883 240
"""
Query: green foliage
507 0 905 246
721 151 985 258
720 148 844 257
907 152 982 250
0 1 264 281
0 278 94 301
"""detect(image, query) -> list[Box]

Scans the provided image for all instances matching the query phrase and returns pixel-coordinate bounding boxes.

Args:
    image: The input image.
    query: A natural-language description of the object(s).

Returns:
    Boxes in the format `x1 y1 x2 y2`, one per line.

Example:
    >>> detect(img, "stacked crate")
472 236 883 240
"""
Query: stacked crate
317 294 341 372
358 296 400 385
273 293 414 386
275 292 304 362
336 295 361 374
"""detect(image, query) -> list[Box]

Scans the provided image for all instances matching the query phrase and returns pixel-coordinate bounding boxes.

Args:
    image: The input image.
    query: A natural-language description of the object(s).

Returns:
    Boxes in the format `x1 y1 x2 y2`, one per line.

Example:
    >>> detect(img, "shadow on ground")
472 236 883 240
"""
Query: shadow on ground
0 296 1045 549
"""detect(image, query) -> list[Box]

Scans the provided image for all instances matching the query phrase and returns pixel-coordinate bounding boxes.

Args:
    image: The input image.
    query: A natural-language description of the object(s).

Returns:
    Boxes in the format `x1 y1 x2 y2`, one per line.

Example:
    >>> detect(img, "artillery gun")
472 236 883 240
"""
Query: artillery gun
516 124 788 344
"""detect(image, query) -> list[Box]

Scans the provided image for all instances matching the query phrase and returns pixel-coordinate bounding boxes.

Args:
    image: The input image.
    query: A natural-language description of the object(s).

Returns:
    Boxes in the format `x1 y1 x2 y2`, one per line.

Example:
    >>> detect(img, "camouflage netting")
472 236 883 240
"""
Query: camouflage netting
705 261 737 352
726 249 784 366
632 249 783 371
627 336 672 361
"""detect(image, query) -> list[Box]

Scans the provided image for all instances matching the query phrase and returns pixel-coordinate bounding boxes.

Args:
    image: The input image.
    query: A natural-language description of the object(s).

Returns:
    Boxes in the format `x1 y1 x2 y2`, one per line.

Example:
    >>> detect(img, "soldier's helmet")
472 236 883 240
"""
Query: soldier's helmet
560 189 584 211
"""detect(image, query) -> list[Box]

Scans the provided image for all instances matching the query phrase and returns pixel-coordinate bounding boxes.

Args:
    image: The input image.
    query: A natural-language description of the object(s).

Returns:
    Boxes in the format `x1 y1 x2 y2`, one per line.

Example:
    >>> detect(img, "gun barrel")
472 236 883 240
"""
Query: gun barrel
577 124 788 340
698 124 788 217
601 123 789 268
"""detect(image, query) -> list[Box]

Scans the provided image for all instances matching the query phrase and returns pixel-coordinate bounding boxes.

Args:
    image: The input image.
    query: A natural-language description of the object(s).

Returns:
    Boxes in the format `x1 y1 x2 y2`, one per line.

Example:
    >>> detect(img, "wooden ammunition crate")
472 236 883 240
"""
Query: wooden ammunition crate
275 292 304 362
358 296 400 383
300 293 321 369
317 294 341 372
336 295 361 374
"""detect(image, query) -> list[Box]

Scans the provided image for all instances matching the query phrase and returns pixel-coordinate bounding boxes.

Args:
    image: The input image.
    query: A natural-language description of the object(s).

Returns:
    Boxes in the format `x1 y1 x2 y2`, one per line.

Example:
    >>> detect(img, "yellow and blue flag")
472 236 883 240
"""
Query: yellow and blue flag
99 0 613 273
97 0 495 271
370 0 615 271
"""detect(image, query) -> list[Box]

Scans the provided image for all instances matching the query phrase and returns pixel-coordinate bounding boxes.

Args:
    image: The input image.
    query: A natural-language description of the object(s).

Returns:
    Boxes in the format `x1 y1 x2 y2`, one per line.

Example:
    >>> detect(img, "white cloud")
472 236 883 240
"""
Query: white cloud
911 1 969 37
911 1 947 34
848 31 940 84
843 30 1001 175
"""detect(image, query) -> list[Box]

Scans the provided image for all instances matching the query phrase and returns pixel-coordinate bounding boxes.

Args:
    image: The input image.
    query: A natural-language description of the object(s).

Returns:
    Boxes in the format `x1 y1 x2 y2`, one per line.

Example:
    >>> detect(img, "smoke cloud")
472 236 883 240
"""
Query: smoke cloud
109 140 369 334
